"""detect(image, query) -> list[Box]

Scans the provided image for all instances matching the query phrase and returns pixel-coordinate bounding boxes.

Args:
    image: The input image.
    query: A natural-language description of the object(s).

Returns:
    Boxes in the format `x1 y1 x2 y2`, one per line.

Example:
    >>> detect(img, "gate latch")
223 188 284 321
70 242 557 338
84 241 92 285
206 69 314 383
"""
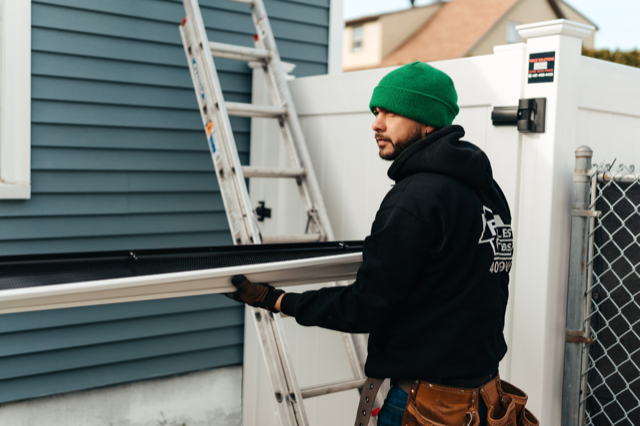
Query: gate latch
256 201 272 222
566 329 594 344
491 98 546 133
572 209 601 218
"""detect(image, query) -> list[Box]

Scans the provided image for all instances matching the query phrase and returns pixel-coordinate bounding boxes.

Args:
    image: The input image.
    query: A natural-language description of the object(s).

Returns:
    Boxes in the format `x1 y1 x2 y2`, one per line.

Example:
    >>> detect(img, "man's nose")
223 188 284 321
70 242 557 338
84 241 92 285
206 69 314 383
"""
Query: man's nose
372 115 385 131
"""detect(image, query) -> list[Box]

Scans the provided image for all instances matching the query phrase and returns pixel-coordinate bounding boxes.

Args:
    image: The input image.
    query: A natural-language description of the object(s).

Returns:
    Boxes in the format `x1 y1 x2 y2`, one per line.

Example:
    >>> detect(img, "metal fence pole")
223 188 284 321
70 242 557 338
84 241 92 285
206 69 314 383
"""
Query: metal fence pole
562 146 594 426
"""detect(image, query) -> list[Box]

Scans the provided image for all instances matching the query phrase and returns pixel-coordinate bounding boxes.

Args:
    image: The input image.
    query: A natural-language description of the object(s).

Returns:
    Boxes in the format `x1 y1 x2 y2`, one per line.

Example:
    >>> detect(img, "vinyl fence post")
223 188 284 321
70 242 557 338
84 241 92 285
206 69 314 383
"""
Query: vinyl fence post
561 145 593 426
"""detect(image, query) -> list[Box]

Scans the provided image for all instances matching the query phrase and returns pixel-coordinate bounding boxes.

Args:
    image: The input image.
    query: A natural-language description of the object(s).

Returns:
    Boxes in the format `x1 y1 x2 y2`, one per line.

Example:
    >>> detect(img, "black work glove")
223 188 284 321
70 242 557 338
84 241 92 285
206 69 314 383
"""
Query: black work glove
226 275 284 312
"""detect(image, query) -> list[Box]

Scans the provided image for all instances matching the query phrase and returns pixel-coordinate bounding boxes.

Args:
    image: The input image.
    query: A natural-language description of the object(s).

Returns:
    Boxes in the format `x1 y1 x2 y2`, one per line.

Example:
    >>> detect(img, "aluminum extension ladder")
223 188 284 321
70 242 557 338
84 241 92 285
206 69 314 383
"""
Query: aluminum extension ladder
179 1 377 425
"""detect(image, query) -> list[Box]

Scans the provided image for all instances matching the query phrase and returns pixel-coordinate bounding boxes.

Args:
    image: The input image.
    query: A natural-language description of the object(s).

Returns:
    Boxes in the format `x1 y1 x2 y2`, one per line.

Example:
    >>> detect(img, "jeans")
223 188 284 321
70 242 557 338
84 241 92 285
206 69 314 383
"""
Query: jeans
377 385 488 426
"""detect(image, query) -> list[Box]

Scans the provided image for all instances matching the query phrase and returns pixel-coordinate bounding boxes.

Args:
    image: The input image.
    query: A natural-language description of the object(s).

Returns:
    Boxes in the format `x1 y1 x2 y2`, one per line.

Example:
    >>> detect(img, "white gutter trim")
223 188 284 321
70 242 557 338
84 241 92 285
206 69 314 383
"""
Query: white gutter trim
0 252 363 314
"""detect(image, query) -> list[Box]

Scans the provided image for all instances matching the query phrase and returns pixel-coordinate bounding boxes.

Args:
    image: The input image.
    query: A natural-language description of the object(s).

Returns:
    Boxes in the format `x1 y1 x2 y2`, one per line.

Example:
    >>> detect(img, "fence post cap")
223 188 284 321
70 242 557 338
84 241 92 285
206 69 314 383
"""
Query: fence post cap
575 145 593 157
517 19 595 40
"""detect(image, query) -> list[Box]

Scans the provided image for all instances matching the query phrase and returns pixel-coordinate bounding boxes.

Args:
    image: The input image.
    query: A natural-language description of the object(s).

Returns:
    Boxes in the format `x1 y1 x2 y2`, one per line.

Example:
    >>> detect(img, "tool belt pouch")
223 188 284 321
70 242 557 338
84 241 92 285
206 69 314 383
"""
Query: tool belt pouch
400 376 540 426
491 379 540 426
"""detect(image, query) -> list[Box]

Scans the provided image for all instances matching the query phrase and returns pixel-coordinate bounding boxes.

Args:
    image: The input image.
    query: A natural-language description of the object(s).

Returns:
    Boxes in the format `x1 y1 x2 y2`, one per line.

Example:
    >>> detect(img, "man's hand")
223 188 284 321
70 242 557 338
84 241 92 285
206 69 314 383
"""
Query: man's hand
226 275 285 312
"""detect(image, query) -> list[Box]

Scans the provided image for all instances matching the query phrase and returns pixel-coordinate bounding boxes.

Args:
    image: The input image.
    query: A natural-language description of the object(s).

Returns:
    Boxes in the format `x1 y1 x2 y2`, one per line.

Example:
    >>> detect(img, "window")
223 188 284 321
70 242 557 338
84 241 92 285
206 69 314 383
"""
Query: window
506 21 522 44
352 26 363 52
0 0 31 199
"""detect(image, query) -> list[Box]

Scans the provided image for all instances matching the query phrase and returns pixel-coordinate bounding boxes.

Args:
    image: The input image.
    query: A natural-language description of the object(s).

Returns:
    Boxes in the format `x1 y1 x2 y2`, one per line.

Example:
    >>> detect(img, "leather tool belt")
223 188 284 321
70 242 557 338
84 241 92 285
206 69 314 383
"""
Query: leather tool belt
355 373 540 426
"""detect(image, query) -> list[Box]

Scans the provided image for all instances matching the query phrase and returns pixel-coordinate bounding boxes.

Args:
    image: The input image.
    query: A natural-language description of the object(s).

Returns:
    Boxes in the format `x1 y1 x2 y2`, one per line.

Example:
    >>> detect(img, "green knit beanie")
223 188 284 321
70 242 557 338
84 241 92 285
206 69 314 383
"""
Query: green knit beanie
369 62 459 128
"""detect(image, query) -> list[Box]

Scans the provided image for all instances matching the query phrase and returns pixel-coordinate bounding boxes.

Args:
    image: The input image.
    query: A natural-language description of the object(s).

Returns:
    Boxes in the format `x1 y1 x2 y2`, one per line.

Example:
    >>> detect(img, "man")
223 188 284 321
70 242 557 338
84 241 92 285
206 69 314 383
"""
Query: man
228 62 525 426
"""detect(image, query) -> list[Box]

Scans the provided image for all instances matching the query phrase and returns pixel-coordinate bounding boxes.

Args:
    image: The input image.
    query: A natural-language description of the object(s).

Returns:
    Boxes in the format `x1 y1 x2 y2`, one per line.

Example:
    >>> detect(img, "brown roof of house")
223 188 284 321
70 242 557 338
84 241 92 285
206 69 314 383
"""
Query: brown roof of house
345 3 443 27
381 0 519 66
345 14 381 27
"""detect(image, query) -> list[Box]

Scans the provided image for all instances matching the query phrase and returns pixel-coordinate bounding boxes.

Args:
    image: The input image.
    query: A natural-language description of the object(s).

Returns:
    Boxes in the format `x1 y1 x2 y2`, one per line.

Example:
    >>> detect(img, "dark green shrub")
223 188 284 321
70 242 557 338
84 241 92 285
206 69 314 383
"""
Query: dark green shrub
582 48 640 68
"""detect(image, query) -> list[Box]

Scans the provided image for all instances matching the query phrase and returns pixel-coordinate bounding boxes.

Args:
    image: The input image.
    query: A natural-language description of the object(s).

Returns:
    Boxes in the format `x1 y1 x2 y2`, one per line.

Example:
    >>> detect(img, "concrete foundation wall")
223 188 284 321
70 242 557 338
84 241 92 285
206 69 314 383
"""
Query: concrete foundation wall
0 367 242 426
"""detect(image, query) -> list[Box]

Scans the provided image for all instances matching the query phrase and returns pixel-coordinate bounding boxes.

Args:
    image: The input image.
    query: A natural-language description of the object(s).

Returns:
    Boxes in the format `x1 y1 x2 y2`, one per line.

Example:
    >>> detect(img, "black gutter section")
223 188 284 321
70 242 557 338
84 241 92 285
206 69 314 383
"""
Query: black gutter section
0 241 364 291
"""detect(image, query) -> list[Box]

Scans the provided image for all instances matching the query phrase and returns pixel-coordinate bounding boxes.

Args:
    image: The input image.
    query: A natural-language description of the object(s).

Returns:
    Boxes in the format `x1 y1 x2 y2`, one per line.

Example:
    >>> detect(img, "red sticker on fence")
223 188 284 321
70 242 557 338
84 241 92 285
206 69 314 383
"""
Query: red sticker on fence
528 51 555 84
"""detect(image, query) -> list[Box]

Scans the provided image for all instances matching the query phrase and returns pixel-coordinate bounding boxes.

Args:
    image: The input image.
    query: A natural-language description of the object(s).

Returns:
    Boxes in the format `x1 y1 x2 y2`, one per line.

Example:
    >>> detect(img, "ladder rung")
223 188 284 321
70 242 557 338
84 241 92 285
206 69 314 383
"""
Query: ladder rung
242 166 306 178
301 378 367 399
209 41 269 62
262 234 321 244
226 102 286 118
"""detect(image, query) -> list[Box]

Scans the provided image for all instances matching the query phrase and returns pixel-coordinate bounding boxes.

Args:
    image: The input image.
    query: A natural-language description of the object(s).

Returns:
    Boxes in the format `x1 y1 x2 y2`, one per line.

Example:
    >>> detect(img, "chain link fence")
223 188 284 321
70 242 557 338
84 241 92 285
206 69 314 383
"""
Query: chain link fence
562 148 640 426
583 162 640 426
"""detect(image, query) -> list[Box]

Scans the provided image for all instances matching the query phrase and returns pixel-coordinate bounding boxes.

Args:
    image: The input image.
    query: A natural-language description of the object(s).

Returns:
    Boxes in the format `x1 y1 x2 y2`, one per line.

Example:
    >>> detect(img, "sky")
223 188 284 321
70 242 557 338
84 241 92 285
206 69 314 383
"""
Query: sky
343 0 640 51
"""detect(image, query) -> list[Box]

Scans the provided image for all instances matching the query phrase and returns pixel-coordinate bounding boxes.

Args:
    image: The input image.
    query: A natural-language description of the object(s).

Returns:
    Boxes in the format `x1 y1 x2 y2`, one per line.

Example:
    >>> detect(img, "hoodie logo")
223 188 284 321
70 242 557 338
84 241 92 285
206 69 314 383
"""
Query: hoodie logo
478 206 513 274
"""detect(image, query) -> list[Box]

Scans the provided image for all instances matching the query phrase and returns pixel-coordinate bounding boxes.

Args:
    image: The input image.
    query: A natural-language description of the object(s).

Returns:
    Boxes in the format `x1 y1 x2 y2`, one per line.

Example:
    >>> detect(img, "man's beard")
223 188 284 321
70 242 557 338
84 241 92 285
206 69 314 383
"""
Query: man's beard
376 123 424 161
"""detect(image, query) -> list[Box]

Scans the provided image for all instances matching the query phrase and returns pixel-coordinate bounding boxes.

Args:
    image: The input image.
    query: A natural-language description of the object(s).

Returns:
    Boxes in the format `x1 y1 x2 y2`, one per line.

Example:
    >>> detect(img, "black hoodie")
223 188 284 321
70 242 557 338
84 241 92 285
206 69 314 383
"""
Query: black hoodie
280 125 512 380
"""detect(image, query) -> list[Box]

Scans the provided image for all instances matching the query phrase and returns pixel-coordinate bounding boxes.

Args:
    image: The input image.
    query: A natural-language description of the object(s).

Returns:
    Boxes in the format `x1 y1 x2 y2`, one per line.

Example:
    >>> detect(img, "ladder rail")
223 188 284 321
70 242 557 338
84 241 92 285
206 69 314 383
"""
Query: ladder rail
249 61 320 237
250 4 335 241
180 25 242 244
182 0 262 245
251 60 325 237
253 308 309 426
272 311 310 425
274 112 322 235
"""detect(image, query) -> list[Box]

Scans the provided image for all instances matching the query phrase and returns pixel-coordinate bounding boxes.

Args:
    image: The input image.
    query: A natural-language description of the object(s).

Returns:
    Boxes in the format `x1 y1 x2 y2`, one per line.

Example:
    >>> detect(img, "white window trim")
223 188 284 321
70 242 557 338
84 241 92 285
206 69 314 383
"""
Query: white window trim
0 0 31 199
327 0 344 74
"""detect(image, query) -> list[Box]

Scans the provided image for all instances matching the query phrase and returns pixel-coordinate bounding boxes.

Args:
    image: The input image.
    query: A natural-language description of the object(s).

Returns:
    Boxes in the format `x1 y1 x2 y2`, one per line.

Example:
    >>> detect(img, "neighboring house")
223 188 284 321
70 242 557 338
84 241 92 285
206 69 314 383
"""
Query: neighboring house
343 0 597 71
0 0 338 423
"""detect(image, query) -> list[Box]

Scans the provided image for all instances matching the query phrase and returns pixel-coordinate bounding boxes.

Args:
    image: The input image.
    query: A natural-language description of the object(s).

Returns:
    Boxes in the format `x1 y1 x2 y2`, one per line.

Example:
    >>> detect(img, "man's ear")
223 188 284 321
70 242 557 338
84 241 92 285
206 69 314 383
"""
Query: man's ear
424 125 435 137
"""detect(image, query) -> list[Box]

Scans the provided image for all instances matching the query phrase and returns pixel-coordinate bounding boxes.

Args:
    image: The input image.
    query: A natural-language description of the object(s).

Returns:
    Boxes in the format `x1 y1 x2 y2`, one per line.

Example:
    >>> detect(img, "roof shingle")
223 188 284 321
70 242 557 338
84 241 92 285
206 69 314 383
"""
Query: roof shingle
381 0 519 66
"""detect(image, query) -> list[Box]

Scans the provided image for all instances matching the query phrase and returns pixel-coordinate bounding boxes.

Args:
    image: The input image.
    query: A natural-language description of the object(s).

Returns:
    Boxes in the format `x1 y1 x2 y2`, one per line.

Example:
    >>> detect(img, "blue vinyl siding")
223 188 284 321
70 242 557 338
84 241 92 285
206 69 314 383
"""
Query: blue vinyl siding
0 0 329 403
0 295 244 403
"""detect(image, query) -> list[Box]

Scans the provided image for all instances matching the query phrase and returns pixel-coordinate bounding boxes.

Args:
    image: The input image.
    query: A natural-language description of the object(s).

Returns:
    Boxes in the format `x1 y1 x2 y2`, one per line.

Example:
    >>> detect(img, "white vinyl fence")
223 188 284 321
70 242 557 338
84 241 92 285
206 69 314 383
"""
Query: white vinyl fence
576 56 640 162
243 19 640 426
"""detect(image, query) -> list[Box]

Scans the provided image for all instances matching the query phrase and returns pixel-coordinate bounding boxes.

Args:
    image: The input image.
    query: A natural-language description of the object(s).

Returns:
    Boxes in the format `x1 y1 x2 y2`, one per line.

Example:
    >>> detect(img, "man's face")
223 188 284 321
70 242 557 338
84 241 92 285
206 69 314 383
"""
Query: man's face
372 107 433 161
